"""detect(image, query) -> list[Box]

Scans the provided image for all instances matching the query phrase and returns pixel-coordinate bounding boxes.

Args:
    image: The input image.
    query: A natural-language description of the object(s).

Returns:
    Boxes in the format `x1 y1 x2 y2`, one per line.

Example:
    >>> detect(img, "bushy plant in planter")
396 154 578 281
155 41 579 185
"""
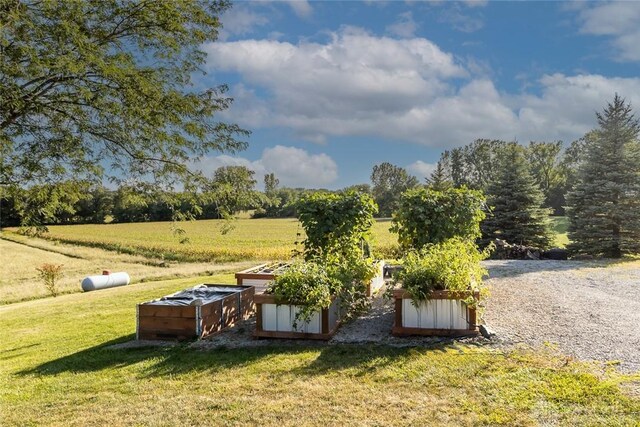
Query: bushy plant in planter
253 191 382 339
253 261 343 339
392 238 490 336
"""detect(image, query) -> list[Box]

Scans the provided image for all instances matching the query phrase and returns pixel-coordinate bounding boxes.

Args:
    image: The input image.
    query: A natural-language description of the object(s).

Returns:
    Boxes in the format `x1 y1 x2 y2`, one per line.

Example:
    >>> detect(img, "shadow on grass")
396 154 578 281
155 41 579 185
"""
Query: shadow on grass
20 335 462 379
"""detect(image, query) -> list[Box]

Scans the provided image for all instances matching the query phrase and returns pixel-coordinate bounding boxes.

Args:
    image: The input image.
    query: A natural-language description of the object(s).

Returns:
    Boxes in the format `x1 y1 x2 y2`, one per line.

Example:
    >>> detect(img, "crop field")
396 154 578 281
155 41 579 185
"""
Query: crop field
3 218 400 263
1 273 638 426
3 217 570 266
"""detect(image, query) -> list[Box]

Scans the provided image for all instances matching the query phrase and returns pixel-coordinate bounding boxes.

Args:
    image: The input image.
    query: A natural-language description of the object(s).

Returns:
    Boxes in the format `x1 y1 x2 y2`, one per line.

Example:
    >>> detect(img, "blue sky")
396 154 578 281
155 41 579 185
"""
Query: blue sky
194 0 640 189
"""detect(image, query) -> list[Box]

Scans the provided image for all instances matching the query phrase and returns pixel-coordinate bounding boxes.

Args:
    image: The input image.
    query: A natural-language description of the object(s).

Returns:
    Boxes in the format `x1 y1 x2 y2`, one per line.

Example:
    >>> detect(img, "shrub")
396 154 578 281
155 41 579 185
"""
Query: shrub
268 261 341 325
36 263 64 297
391 187 486 251
395 238 489 305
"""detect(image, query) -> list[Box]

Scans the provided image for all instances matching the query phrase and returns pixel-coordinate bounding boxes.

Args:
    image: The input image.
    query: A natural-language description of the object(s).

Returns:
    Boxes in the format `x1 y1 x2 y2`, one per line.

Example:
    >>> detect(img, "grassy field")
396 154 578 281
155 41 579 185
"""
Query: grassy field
1 274 638 426
0 234 258 305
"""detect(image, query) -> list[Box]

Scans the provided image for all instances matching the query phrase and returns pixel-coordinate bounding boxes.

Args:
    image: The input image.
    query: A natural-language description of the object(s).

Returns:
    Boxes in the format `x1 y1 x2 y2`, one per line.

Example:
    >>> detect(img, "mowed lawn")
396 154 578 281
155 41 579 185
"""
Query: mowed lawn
0 235 258 304
0 274 639 426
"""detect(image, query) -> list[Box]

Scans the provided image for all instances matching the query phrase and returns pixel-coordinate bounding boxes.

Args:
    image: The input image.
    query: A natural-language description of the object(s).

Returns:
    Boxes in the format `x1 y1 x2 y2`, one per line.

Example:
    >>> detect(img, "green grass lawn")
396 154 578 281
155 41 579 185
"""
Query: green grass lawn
1 274 638 426
550 216 569 248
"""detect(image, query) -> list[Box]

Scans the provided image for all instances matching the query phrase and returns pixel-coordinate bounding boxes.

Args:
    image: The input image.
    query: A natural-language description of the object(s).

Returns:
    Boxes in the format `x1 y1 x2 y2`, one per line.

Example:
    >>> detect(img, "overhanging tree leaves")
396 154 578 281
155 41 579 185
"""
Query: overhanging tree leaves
1 0 249 227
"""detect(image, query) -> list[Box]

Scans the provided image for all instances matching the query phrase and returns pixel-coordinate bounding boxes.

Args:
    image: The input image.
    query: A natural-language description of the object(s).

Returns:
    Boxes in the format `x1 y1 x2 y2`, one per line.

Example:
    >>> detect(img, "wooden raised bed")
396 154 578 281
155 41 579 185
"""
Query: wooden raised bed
392 289 479 337
253 293 341 340
136 284 254 341
235 262 291 294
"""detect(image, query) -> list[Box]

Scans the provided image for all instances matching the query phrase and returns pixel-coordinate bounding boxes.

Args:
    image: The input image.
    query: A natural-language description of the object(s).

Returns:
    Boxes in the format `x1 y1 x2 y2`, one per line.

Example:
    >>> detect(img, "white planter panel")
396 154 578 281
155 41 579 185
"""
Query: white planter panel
241 278 271 287
276 305 293 332
402 299 420 328
402 299 471 330
262 304 278 331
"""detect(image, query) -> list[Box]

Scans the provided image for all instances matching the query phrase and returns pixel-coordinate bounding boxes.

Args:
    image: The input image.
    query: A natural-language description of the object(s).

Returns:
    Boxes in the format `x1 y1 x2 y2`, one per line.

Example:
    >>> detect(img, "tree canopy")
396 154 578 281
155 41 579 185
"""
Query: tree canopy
1 0 249 229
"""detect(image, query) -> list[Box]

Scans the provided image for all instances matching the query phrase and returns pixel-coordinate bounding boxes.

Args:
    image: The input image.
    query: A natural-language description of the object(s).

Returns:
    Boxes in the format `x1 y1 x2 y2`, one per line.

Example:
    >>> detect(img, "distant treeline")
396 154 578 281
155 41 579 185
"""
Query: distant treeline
0 138 584 228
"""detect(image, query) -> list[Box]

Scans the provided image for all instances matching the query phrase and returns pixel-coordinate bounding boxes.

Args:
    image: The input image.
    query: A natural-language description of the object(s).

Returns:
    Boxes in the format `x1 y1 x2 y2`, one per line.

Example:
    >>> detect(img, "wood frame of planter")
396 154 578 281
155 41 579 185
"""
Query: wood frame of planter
136 285 254 341
253 293 341 340
392 289 479 337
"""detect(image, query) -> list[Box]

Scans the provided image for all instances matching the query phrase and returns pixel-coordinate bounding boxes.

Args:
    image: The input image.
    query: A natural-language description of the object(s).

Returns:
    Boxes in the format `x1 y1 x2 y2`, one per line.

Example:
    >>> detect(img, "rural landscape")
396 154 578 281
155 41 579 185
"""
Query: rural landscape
2 1 640 426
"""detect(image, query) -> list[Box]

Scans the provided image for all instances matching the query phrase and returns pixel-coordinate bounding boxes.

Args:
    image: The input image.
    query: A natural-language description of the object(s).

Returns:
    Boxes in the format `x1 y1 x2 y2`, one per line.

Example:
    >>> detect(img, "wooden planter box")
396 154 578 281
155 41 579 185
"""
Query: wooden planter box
235 262 291 294
136 284 254 341
366 261 386 297
253 293 341 340
392 289 479 337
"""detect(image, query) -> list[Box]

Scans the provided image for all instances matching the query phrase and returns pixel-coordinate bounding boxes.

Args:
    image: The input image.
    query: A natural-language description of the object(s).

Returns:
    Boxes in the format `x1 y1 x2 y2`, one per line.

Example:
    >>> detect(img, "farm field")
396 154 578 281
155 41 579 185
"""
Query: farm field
1 273 639 426
3 218 397 262
3 216 570 265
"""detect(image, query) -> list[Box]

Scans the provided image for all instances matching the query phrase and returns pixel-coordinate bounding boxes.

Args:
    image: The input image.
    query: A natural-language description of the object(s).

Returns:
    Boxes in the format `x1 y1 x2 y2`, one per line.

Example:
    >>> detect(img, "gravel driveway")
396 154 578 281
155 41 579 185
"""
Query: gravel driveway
483 260 640 372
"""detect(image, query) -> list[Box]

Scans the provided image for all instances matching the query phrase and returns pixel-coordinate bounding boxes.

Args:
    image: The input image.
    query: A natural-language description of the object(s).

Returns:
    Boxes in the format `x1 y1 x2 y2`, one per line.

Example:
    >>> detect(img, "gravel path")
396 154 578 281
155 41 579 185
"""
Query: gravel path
483 260 640 373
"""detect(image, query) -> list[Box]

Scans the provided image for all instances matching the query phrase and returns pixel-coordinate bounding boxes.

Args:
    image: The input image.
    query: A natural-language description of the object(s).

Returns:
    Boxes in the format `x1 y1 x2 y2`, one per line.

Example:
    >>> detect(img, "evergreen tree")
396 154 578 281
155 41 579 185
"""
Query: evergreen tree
426 160 452 191
483 143 553 248
566 95 640 257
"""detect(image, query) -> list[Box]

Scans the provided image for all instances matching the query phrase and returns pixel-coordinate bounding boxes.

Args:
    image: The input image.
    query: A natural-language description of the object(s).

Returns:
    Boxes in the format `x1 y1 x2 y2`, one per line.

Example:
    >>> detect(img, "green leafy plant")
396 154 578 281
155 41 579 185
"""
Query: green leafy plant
292 190 379 319
391 187 486 251
36 263 64 297
268 261 341 325
395 238 490 306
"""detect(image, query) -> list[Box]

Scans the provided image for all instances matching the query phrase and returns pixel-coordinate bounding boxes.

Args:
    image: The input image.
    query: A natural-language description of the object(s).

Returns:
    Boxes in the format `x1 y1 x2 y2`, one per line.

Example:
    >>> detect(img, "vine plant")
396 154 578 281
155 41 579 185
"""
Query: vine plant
269 190 378 324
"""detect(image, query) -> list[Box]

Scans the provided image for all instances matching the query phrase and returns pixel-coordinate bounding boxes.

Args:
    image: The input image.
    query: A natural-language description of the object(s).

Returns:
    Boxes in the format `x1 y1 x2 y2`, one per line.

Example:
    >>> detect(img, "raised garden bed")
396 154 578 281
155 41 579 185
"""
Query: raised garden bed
235 262 291 293
137 284 254 341
367 261 386 296
392 289 479 337
253 293 342 340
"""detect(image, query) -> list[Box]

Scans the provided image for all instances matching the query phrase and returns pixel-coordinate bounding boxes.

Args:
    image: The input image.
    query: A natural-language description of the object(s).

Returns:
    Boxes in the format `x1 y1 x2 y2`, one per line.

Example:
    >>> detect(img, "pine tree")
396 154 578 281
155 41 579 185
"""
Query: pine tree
426 160 452 191
566 95 640 257
483 143 553 248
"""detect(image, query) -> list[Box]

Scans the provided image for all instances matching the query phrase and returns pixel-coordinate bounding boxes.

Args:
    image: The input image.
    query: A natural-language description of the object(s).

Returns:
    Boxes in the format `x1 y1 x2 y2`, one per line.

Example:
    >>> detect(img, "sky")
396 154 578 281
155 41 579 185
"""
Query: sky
194 0 640 189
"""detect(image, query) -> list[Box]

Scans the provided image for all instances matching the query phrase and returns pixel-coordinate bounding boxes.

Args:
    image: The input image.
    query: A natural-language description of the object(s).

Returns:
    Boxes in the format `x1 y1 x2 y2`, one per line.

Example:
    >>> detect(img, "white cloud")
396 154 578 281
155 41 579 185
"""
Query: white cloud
407 161 436 181
287 0 313 18
192 146 338 188
386 12 418 38
205 28 640 149
438 5 484 33
219 6 268 41
462 0 488 8
578 2 640 61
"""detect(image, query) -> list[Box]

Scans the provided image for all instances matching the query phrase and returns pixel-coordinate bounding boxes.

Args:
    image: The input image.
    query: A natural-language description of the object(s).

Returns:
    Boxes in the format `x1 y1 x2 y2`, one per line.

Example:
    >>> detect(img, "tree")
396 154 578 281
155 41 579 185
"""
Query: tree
203 166 263 218
370 162 419 217
264 173 280 197
526 141 566 215
483 143 553 248
426 159 452 191
1 0 249 229
566 95 640 257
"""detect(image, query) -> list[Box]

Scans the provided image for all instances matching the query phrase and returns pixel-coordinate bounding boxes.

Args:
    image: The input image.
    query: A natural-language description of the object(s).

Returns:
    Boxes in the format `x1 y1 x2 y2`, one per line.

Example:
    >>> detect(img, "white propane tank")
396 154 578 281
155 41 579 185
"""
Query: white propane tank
81 272 130 292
